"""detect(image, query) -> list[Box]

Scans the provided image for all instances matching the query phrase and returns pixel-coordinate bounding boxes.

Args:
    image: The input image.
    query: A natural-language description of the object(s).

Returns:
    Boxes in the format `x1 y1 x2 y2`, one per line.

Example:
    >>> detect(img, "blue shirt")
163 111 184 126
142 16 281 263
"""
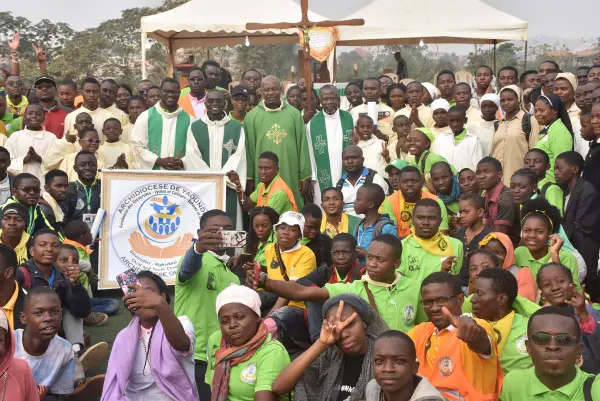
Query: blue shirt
356 214 398 261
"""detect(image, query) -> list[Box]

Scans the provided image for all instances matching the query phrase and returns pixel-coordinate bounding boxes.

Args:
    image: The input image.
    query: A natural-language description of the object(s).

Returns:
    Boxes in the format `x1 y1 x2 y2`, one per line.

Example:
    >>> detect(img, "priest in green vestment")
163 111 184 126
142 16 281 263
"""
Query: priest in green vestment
190 91 246 229
244 76 312 208
131 78 203 171
306 84 355 203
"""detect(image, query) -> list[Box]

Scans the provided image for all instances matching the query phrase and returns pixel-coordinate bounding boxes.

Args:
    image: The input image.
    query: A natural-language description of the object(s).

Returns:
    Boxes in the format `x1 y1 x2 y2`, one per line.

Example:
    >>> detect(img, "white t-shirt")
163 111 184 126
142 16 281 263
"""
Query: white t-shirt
125 315 196 401
0 174 10 205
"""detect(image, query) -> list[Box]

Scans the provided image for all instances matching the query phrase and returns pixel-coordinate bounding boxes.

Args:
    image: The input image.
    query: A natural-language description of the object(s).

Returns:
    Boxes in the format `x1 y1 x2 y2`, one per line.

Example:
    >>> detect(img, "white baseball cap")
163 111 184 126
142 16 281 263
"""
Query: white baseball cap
274 211 305 235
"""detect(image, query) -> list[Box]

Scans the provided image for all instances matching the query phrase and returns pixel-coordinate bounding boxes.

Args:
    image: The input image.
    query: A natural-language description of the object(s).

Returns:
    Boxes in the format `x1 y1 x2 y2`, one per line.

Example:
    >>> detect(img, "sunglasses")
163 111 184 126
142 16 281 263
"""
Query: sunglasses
86 138 101 144
529 332 579 347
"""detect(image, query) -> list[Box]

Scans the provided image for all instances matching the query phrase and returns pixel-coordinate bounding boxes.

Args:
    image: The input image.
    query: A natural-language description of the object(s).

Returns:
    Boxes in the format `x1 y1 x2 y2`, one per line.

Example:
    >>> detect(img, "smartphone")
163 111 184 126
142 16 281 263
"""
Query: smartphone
239 253 252 266
220 230 247 248
116 269 141 296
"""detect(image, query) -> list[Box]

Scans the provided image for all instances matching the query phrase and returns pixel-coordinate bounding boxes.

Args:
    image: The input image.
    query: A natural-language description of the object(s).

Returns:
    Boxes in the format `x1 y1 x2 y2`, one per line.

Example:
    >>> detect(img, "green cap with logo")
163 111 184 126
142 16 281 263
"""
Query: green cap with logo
385 159 408 173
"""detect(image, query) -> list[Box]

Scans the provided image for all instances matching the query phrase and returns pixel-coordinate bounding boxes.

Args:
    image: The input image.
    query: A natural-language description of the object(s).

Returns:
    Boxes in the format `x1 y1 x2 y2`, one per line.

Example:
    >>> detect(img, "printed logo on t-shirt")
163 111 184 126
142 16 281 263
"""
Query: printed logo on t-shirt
437 356 454 377
76 198 86 211
207 272 216 291
407 256 420 271
515 335 528 355
402 304 415 325
241 362 257 384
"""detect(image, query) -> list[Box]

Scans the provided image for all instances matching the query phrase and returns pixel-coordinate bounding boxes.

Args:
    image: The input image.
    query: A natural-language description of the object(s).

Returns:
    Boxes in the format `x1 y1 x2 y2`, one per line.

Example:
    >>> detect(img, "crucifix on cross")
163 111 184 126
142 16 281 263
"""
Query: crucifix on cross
246 0 364 113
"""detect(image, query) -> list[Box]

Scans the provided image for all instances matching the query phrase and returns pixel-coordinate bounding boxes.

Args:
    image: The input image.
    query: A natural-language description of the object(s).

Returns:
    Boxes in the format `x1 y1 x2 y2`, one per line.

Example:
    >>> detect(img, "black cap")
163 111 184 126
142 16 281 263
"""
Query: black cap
34 76 57 87
231 85 249 98
0 202 30 227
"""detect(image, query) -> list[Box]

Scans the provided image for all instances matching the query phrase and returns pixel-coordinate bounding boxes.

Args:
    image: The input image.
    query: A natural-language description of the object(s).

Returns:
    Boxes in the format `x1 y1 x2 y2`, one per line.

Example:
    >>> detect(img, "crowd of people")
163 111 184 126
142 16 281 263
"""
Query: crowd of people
1 33 600 400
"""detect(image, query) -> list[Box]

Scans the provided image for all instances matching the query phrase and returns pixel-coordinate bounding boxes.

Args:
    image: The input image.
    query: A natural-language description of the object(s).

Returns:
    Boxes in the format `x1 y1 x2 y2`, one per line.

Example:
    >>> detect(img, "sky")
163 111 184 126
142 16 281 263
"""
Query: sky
9 0 598 45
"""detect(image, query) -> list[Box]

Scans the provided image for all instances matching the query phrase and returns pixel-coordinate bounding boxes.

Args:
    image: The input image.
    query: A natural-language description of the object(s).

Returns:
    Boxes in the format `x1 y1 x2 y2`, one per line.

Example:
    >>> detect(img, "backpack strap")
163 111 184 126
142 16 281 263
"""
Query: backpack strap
364 168 377 185
362 281 379 312
583 376 595 401
18 266 32 290
335 177 345 190
373 219 394 238
522 113 532 142
274 244 289 281
539 182 553 199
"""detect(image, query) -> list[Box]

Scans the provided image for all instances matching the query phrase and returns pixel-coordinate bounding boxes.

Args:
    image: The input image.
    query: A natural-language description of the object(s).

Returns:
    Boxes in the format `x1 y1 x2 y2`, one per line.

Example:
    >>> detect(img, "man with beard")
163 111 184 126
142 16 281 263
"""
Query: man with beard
191 90 246 229
35 76 71 138
131 78 202 171
244 75 311 208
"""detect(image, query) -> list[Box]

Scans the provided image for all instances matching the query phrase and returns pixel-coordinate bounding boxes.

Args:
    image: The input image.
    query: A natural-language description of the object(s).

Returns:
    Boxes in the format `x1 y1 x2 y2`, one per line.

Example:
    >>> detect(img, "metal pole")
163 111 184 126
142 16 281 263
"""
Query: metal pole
141 32 147 79
493 40 497 73
524 40 528 71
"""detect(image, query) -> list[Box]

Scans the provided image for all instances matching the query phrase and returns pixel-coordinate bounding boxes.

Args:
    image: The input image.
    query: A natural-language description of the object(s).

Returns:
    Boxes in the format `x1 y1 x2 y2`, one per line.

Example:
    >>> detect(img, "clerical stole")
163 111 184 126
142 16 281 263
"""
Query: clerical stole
309 110 354 192
147 107 190 170
191 119 242 222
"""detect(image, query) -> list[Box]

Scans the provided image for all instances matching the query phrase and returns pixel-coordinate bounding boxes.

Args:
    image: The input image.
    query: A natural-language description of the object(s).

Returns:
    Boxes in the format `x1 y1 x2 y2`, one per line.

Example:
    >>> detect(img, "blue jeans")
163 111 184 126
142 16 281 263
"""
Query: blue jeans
90 298 120 316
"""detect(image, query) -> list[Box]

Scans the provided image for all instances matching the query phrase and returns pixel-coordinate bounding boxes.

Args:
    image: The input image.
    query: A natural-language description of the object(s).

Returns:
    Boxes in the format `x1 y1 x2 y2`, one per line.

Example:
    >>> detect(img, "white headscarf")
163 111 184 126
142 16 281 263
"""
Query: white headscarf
216 284 262 316
480 93 500 107
422 82 438 100
555 72 578 91
430 98 450 112
499 85 523 105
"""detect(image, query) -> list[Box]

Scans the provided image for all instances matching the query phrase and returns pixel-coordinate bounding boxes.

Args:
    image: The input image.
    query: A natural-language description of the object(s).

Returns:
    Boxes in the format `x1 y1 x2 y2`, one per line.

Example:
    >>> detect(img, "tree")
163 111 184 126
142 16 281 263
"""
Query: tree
233 44 298 79
465 42 520 74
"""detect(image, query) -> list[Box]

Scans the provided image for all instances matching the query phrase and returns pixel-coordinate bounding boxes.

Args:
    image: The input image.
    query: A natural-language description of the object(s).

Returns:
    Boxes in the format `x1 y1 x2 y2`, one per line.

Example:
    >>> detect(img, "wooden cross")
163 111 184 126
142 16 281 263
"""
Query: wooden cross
246 0 364 113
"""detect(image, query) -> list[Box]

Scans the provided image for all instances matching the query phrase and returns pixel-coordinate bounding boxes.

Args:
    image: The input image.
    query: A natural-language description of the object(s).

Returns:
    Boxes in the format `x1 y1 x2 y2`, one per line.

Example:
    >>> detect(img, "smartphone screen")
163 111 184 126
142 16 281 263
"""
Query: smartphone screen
220 230 247 248
239 253 252 266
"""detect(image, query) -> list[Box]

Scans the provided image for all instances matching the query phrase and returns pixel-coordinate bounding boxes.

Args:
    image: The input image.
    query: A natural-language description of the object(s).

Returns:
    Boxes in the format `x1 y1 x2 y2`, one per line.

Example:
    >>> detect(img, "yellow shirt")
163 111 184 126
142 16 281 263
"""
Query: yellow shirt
0 230 30 265
408 318 499 395
1 282 20 330
264 242 316 309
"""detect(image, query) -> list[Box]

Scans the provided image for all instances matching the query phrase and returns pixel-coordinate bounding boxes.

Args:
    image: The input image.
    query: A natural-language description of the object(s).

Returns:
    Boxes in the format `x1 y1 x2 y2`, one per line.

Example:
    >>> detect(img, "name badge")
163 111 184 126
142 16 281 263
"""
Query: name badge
83 214 96 225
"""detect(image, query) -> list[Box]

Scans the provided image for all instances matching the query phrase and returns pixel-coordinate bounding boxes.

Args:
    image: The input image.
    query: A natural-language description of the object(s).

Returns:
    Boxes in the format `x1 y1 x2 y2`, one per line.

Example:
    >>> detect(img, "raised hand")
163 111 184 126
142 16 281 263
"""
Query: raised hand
441 256 457 273
32 41 47 63
441 307 482 344
8 32 20 53
319 300 358 346
124 283 165 311
194 225 225 254
226 171 242 188
565 284 589 322
380 141 390 163
549 234 564 254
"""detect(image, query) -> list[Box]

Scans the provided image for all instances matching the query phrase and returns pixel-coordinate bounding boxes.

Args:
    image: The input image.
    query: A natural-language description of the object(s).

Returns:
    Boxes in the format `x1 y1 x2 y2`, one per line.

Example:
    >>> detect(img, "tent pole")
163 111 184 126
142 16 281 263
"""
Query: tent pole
167 40 175 78
524 41 528 71
493 40 497 73
141 32 147 79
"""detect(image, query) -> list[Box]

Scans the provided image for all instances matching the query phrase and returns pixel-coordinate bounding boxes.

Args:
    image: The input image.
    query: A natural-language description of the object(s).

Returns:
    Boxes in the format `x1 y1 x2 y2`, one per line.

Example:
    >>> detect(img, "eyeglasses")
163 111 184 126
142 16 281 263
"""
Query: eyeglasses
86 138 101 144
529 332 579 347
189 77 205 82
6 81 23 87
420 295 457 308
16 187 41 194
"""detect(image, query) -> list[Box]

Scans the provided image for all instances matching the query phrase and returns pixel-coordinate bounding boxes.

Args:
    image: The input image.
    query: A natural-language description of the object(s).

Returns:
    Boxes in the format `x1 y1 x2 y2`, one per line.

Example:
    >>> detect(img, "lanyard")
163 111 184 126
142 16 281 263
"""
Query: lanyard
28 207 34 233
77 180 96 212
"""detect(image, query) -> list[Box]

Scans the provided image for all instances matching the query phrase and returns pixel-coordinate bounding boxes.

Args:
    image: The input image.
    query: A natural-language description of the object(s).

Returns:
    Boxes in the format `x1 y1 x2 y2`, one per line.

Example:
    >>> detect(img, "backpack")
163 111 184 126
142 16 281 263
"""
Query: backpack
494 113 532 142
353 217 395 239
335 168 377 190
18 266 32 290
583 376 596 401
538 182 555 200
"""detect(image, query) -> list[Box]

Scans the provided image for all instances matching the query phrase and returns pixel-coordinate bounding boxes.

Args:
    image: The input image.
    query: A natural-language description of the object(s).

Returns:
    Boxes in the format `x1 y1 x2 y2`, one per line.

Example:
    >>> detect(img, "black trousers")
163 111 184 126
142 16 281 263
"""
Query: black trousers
195 359 212 401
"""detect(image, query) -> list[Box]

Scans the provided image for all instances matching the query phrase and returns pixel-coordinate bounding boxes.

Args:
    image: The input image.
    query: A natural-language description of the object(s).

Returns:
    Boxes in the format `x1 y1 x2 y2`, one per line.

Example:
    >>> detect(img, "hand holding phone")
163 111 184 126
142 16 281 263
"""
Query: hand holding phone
116 269 141 296
220 230 247 248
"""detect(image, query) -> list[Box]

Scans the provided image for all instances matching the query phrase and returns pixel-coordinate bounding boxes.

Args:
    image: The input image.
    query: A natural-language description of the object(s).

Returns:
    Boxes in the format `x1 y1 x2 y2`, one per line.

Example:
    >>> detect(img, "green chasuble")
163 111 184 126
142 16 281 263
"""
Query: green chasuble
309 109 354 192
147 107 190 170
244 101 312 208
191 118 242 223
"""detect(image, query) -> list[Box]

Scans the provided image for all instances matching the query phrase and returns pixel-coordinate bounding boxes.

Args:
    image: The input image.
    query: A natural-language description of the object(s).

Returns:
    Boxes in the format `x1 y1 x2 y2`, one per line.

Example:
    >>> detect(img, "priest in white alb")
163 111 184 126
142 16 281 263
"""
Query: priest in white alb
190 89 246 229
131 78 203 171
306 85 355 202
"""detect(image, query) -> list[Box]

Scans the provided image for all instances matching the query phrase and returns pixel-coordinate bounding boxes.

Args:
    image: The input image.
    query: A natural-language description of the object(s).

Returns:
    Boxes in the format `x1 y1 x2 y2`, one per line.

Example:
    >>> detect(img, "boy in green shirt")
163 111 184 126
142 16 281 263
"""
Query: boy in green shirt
470 268 533 374
399 198 463 285
246 234 426 333
500 307 600 400
175 209 240 401
524 148 564 215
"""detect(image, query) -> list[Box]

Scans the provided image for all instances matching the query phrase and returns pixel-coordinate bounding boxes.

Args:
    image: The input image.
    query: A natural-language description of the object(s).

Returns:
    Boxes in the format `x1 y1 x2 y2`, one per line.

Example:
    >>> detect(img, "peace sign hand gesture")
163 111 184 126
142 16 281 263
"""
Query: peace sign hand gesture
565 284 589 322
319 300 358 346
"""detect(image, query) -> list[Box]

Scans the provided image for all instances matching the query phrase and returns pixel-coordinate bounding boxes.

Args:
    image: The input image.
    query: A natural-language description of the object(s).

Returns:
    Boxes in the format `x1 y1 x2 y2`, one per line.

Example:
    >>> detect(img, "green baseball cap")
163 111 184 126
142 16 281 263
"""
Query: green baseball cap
385 159 408 173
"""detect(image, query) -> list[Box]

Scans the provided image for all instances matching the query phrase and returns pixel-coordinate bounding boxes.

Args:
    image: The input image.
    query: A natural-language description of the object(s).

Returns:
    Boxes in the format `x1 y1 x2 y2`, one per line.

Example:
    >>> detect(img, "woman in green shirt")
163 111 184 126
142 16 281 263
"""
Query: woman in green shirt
406 127 453 190
514 198 580 290
431 161 461 217
533 93 574 181
245 206 279 270
207 284 291 401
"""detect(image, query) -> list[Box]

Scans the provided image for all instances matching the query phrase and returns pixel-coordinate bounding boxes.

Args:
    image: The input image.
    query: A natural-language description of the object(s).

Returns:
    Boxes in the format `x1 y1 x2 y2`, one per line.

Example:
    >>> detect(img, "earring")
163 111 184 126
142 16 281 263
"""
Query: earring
576 354 584 367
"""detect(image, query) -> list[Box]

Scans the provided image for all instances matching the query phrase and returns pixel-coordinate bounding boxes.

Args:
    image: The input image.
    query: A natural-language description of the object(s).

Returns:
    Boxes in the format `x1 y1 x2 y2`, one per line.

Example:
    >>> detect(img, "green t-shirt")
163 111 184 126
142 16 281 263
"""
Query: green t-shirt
398 235 464 284
325 277 426 332
513 246 580 290
463 294 541 317
500 366 599 400
498 312 531 375
249 175 294 215
205 331 291 401
536 177 564 217
175 252 240 361
534 119 574 183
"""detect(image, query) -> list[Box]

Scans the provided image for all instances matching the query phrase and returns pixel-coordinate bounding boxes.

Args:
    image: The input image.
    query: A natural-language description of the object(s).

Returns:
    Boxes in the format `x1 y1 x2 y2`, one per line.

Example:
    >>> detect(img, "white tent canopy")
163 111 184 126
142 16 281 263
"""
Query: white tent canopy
140 0 528 77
